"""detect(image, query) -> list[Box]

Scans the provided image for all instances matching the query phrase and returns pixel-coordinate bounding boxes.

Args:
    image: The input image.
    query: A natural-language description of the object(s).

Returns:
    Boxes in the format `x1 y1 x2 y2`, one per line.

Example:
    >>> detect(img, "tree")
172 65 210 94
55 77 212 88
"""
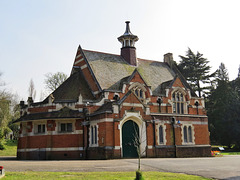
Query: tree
44 72 67 92
28 79 36 100
216 63 229 82
207 63 238 147
133 122 146 180
178 48 215 97
0 73 20 144
238 65 240 78
0 72 5 87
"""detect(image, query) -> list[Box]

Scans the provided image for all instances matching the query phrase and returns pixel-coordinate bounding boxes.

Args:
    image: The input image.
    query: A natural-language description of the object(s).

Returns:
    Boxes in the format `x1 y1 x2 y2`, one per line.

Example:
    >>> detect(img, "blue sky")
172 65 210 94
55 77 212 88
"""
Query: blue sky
1 0 240 101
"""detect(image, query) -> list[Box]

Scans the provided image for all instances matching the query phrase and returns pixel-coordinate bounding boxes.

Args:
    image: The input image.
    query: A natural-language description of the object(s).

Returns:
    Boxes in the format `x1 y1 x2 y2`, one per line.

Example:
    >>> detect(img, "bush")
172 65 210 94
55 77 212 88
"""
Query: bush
0 140 6 150
135 170 144 180
0 129 6 150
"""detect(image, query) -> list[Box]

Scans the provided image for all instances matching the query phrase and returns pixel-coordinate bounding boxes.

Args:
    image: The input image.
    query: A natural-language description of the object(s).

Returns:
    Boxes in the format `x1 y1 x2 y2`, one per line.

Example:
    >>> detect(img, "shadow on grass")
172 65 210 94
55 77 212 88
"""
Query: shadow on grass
0 156 17 161
5 140 18 146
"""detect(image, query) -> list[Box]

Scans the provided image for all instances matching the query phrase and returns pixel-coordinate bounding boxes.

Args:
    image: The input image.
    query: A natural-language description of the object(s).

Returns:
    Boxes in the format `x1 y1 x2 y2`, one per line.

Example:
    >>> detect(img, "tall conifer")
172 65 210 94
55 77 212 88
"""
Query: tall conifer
178 48 214 97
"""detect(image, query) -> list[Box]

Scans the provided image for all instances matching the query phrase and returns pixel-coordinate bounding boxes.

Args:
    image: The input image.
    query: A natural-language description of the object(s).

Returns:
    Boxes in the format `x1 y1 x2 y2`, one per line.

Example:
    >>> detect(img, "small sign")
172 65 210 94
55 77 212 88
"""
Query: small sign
219 147 225 151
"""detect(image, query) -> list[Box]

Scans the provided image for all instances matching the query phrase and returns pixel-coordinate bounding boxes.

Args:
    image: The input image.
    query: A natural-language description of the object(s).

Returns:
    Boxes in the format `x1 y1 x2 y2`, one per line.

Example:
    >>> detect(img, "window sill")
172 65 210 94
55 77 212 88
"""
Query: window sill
58 131 73 133
34 132 46 135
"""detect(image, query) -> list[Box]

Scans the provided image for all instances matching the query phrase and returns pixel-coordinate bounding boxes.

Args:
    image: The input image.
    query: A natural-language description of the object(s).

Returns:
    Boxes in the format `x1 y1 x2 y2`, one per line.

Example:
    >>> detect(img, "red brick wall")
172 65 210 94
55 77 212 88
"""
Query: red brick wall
146 123 154 146
47 120 56 131
28 106 56 113
194 124 210 145
52 134 81 148
121 47 137 66
98 122 114 147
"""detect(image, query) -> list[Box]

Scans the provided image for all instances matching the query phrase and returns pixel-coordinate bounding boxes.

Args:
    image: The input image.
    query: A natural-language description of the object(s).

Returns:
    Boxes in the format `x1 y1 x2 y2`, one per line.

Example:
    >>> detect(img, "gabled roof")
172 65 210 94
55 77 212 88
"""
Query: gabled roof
127 68 149 87
117 89 147 108
41 70 95 104
82 50 176 95
88 101 113 117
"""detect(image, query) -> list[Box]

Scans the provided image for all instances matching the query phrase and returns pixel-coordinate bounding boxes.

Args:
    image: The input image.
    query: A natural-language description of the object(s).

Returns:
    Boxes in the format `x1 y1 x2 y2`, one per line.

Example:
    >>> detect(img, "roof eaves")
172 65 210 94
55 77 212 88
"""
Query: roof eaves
88 110 113 117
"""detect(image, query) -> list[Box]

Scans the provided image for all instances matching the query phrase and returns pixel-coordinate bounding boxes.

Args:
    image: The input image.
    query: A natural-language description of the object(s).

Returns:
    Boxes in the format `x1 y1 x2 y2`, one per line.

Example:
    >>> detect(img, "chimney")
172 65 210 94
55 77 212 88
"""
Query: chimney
118 21 139 66
27 97 33 106
164 53 174 68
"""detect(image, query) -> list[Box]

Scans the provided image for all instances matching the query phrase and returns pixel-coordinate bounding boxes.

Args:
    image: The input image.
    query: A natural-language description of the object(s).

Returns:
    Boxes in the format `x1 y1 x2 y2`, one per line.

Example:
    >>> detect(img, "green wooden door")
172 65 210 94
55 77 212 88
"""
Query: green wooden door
122 120 139 158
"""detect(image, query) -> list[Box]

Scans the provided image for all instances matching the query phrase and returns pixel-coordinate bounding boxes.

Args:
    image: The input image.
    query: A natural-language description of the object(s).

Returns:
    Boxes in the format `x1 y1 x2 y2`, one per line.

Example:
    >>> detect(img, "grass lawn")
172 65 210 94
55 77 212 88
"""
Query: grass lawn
0 140 17 156
221 152 240 155
0 141 213 179
4 171 211 180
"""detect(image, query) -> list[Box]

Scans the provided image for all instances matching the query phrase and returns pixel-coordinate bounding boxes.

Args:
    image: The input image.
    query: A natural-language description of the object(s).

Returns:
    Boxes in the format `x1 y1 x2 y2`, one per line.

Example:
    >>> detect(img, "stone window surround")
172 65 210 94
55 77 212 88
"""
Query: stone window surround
57 120 75 133
89 123 98 147
181 123 195 145
129 82 147 102
33 121 46 134
171 88 188 114
156 123 167 145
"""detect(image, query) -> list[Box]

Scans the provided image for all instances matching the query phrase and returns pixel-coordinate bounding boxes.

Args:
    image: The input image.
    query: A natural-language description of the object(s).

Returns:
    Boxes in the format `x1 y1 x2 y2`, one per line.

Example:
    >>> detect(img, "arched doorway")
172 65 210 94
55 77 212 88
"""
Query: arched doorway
122 120 139 158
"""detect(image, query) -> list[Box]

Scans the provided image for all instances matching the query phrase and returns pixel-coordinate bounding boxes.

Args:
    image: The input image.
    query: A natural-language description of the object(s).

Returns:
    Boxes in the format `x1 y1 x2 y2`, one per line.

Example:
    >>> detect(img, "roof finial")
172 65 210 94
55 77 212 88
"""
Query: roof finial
124 21 132 35
118 21 138 48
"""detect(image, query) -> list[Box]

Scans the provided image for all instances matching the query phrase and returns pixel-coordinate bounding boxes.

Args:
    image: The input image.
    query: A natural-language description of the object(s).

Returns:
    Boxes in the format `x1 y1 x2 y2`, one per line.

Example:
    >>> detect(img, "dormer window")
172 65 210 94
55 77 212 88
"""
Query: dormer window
172 91 186 114
129 82 147 103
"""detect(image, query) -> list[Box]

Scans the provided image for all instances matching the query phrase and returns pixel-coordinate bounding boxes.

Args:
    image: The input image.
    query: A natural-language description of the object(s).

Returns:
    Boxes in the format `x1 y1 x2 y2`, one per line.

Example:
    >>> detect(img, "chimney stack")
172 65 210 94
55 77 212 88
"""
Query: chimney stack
164 53 174 69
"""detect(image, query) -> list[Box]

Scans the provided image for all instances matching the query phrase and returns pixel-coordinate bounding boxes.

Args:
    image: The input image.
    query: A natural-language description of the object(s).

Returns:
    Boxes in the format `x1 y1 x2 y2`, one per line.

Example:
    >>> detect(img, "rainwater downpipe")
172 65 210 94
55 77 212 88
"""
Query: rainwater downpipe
171 117 177 158
152 119 156 156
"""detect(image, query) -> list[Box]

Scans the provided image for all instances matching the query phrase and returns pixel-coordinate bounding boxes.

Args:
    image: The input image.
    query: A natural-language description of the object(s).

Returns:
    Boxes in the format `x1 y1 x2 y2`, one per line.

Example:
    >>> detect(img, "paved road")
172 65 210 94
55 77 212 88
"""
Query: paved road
1 156 240 179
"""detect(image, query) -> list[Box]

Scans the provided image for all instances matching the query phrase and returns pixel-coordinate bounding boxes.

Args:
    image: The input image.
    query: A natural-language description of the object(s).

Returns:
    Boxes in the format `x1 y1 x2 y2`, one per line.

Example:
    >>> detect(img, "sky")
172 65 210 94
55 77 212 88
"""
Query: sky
1 0 240 102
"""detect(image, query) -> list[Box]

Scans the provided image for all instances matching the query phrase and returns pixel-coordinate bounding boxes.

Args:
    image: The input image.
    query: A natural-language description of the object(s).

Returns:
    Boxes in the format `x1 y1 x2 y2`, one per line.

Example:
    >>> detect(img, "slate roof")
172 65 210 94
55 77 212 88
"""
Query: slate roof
41 70 95 104
14 107 83 123
83 50 176 96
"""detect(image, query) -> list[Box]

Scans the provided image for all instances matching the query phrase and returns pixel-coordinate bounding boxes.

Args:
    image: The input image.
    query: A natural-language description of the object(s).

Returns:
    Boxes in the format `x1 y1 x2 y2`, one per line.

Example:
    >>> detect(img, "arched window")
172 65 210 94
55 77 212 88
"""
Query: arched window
188 126 192 143
159 125 164 144
183 126 188 143
172 91 185 114
183 125 193 144
90 125 98 145
134 88 145 101
91 126 94 144
129 82 147 103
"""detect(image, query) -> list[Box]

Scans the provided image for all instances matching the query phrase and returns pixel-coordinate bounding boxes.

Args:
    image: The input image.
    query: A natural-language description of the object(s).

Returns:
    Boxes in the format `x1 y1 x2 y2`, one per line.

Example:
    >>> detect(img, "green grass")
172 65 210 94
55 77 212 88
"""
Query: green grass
0 140 17 156
4 171 211 180
221 152 240 155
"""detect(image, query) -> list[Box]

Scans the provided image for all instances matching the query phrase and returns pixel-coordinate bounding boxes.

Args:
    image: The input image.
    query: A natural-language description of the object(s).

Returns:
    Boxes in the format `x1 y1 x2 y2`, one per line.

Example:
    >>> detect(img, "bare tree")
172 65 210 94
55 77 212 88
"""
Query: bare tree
28 79 36 100
44 72 67 92
133 122 146 179
0 72 5 86
39 90 48 101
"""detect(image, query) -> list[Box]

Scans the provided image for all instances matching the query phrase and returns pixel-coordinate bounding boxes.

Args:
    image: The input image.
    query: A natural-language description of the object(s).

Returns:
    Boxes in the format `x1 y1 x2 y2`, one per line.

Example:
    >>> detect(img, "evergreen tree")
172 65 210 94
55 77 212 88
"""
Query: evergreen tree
207 63 239 147
230 66 240 148
216 63 229 82
178 48 214 97
238 65 240 78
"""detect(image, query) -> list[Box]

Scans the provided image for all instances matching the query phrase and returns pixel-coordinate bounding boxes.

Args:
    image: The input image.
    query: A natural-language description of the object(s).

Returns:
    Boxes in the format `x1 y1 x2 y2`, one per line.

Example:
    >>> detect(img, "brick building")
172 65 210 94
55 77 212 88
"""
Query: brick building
15 21 211 160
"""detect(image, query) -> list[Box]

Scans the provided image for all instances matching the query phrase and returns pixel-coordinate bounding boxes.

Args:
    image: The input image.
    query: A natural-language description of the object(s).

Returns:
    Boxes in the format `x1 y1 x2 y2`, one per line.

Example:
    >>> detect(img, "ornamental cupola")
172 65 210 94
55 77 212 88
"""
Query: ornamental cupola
118 21 139 66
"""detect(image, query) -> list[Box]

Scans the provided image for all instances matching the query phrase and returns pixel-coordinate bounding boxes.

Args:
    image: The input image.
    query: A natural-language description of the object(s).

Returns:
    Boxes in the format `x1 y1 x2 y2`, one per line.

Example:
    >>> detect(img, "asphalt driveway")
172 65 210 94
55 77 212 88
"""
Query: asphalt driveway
1 155 240 179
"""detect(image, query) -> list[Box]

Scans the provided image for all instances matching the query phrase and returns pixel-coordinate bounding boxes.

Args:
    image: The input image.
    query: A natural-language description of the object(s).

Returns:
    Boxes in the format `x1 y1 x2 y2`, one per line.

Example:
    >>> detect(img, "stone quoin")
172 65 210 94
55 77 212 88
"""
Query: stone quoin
14 21 211 160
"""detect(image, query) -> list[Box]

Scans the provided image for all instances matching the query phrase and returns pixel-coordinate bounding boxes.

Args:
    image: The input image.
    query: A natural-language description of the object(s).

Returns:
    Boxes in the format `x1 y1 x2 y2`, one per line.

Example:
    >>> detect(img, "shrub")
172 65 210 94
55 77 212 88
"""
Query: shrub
0 140 5 150
0 129 6 150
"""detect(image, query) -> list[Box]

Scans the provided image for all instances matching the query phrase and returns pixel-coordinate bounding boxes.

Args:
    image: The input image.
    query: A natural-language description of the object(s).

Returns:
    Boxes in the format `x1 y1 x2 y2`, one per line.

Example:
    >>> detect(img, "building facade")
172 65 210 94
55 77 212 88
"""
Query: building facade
15 22 211 160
